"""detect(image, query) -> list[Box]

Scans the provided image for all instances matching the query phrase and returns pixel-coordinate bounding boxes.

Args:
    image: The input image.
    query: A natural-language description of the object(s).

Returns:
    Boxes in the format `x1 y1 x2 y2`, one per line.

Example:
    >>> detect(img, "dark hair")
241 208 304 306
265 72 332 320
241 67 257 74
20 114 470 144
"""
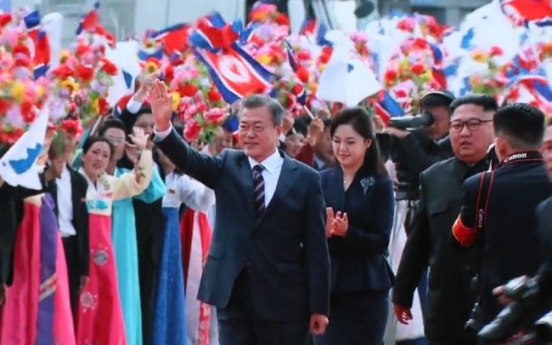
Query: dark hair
420 91 454 110
450 94 498 114
287 116 308 137
98 119 127 137
239 94 285 126
119 105 153 134
547 117 552 127
494 103 545 150
330 107 387 176
82 136 114 158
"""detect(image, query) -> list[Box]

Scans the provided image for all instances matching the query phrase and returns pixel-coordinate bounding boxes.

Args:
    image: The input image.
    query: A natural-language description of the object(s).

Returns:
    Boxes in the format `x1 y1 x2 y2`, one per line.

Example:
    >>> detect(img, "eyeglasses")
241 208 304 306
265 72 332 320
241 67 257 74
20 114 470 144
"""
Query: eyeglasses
449 119 493 133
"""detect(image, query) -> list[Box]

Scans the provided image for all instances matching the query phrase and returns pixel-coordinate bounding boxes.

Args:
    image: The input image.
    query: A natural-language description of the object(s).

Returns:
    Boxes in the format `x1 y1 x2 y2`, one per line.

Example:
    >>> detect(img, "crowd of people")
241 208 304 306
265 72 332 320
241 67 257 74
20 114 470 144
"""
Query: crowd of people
2 74 552 345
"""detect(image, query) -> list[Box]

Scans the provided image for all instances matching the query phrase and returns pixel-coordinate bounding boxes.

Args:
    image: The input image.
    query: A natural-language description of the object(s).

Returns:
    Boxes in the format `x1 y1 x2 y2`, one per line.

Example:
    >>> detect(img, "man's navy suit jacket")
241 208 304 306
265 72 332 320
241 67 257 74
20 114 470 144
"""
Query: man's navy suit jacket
155 128 331 321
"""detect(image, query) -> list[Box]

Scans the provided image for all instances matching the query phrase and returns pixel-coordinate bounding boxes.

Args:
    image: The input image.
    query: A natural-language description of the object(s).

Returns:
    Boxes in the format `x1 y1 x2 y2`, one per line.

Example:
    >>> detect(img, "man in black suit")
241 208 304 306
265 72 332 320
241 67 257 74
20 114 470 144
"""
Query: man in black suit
393 95 498 345
149 80 330 345
48 137 89 322
453 103 552 328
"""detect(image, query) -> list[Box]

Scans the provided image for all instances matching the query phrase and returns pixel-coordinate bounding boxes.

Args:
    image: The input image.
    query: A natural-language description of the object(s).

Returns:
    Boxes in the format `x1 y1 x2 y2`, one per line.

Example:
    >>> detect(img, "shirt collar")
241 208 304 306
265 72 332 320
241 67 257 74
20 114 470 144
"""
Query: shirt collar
248 149 282 174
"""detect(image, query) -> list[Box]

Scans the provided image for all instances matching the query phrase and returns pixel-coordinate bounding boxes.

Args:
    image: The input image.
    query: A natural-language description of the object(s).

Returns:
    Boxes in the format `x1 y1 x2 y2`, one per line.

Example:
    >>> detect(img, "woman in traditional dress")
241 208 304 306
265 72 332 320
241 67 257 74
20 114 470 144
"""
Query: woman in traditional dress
97 119 166 345
153 148 215 345
0 144 75 345
77 127 153 345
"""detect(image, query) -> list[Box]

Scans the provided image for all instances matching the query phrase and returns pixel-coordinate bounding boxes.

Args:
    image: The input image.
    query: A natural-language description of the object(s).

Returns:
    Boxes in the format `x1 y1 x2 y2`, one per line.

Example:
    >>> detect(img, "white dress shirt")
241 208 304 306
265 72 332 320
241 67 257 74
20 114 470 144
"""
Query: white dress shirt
57 166 77 237
248 150 283 206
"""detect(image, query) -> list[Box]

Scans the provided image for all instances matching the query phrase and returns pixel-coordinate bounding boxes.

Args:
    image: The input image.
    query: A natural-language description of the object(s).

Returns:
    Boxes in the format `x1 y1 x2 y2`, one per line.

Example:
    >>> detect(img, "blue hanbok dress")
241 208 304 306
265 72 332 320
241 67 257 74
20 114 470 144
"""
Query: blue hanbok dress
152 172 214 345
112 166 166 345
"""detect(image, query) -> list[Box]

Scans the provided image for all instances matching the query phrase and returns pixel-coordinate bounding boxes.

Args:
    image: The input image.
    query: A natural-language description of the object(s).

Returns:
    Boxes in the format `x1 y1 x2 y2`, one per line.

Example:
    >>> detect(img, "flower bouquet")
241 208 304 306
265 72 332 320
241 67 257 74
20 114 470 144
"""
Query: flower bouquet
464 46 507 98
49 37 118 124
169 55 229 143
0 26 50 146
383 37 444 114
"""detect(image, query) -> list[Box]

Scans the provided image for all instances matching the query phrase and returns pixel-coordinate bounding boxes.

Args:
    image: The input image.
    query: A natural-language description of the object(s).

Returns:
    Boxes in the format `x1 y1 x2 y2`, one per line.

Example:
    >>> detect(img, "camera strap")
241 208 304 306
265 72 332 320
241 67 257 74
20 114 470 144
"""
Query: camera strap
474 170 495 235
472 170 495 308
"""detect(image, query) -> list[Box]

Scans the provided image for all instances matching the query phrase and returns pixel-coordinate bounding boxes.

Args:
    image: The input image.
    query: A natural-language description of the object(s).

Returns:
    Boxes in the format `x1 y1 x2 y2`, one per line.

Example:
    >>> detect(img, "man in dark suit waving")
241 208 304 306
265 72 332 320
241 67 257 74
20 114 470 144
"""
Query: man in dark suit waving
150 80 330 345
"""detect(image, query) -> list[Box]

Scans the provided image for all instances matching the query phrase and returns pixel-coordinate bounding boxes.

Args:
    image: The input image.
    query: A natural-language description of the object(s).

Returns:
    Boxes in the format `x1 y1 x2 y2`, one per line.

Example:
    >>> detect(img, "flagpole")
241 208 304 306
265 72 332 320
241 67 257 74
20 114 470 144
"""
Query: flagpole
303 105 315 119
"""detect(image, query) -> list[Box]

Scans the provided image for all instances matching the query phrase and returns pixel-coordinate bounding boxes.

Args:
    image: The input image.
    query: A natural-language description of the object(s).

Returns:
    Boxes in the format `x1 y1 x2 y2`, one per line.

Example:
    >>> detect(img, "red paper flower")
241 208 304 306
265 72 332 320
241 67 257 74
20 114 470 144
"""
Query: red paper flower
0 13 11 27
397 18 414 32
98 97 110 115
489 46 504 57
413 38 428 50
410 63 426 75
204 108 225 125
61 118 83 137
178 83 198 97
20 100 35 123
0 99 9 116
184 118 201 142
99 57 118 75
51 65 74 80
384 70 398 86
207 87 222 103
75 64 94 82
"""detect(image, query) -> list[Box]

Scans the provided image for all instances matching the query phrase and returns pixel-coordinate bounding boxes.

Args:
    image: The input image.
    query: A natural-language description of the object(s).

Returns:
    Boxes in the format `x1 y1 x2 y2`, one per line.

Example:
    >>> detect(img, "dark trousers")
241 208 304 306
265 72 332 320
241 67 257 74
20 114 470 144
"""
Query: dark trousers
217 270 310 345
62 235 80 328
314 291 389 345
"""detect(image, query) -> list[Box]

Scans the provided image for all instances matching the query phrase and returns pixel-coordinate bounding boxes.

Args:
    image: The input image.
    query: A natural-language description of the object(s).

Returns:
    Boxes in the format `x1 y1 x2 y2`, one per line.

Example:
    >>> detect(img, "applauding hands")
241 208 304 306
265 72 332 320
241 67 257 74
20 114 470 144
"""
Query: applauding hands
326 207 349 238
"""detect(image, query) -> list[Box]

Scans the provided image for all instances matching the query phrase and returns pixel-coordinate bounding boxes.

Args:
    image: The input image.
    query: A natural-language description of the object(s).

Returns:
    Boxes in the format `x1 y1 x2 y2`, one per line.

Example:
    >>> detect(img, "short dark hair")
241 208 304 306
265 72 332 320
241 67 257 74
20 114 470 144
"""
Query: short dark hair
82 136 113 158
450 94 499 115
119 106 153 134
420 91 454 110
239 94 285 126
287 116 309 137
494 103 545 150
330 107 387 176
98 119 127 137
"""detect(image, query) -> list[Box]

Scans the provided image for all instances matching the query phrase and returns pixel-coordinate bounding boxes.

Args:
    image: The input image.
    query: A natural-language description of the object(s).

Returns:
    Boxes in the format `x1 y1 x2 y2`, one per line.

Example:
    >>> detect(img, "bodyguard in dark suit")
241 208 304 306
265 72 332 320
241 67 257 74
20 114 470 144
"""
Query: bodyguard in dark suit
149 80 330 345
393 95 498 345
453 103 552 327
48 138 89 320
316 108 394 345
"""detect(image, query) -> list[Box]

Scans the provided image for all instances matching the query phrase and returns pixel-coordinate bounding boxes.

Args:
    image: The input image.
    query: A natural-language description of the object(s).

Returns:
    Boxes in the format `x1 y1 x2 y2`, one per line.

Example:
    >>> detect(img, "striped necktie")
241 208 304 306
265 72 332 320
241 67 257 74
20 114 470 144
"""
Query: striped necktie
252 165 265 218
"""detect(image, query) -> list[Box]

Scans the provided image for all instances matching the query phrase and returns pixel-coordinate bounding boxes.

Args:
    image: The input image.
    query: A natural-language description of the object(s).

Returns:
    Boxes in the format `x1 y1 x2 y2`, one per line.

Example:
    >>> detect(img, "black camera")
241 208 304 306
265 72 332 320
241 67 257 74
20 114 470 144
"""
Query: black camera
376 111 435 200
376 111 435 159
388 111 435 130
477 277 542 345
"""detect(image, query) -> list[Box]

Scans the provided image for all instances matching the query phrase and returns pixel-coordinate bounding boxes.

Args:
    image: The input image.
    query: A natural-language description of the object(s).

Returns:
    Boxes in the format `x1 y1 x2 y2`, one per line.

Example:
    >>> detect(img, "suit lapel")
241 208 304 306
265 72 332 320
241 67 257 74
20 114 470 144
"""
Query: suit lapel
256 154 297 226
237 153 256 221
325 167 345 211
